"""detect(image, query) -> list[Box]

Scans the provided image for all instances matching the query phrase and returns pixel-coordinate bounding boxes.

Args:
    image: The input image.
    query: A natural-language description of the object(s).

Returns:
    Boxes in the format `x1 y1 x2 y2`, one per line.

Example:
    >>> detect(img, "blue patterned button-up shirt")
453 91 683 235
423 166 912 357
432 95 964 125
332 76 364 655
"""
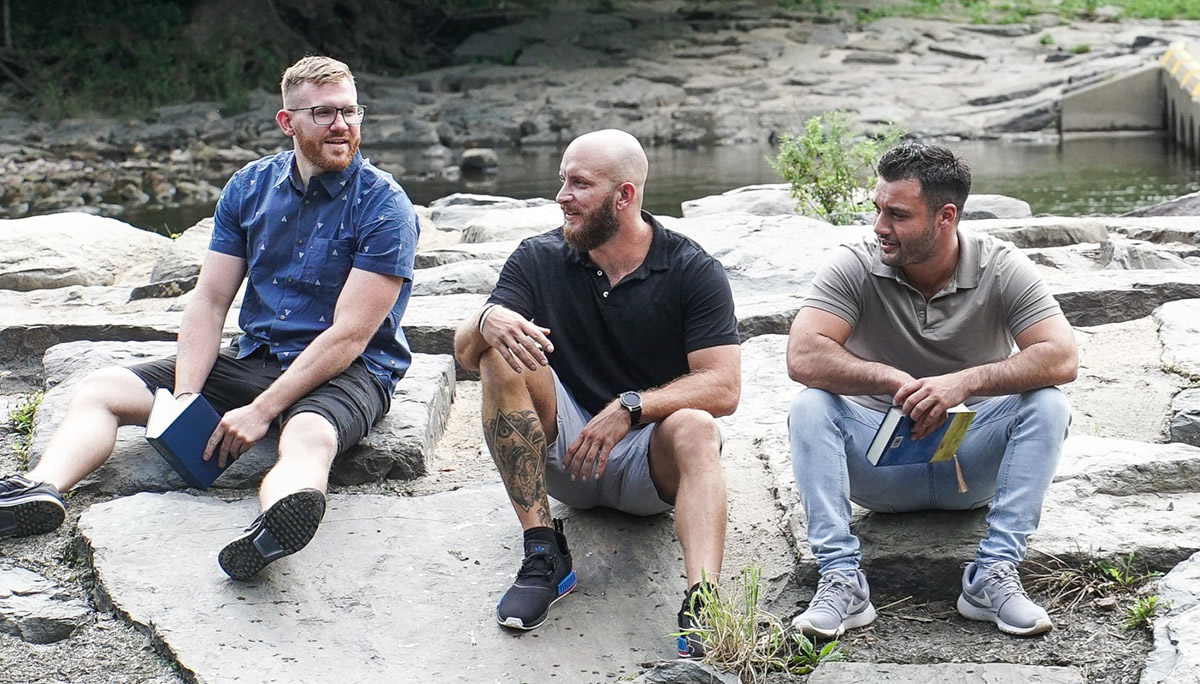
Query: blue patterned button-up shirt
210 150 418 395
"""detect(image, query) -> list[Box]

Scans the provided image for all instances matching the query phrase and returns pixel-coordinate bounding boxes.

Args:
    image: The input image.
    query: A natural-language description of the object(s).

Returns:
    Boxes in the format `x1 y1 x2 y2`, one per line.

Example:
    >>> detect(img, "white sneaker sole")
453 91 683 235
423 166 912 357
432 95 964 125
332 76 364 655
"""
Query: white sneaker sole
956 593 1054 636
791 602 877 638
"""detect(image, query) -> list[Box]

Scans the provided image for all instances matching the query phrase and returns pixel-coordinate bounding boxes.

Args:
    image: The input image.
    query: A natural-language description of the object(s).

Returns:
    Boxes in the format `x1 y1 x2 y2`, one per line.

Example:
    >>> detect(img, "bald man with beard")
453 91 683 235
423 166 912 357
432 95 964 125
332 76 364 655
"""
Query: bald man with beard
454 129 741 657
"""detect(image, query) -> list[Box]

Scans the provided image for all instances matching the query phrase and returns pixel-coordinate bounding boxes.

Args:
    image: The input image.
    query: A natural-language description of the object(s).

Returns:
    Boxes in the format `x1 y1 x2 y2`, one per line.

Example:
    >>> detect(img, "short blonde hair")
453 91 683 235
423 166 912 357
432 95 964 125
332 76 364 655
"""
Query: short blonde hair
280 56 354 105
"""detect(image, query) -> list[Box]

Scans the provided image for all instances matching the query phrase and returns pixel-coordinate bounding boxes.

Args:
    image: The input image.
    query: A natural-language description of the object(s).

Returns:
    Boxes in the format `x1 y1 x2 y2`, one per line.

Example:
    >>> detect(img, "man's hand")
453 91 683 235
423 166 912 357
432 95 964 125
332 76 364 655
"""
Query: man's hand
479 306 554 372
562 401 631 481
893 373 970 440
204 403 273 467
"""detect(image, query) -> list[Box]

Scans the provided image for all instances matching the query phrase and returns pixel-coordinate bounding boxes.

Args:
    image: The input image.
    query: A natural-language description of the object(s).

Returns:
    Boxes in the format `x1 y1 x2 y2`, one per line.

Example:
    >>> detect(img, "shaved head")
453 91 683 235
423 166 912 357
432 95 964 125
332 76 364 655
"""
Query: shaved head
562 129 648 195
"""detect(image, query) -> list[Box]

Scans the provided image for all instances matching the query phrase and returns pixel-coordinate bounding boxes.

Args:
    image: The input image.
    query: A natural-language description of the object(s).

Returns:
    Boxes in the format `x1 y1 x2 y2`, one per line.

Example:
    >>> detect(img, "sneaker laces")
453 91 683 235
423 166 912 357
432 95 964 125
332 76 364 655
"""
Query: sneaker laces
810 571 858 609
516 551 557 582
0 475 34 495
981 562 1029 598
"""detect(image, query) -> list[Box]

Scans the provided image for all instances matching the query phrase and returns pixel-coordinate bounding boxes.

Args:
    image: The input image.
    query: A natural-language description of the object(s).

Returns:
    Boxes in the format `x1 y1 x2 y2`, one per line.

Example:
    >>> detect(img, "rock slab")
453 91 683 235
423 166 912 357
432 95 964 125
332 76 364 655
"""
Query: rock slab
80 486 689 684
0 564 92 644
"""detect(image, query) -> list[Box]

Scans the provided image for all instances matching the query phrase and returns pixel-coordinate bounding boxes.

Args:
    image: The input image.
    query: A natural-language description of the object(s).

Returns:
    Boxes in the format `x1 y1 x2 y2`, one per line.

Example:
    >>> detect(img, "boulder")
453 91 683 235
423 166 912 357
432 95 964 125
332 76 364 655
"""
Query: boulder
461 204 563 244
681 184 796 218
149 217 212 284
429 193 556 232
1125 190 1200 218
1155 299 1200 379
28 341 456 492
411 260 504 297
0 213 170 291
0 565 92 644
459 148 500 175
962 194 1033 220
1143 552 1200 684
963 217 1108 248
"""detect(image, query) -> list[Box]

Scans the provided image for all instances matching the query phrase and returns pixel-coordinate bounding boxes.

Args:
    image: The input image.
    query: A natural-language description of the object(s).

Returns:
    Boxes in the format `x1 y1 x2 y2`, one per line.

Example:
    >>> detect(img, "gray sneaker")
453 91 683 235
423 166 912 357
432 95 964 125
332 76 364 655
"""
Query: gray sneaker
791 568 877 638
957 560 1053 636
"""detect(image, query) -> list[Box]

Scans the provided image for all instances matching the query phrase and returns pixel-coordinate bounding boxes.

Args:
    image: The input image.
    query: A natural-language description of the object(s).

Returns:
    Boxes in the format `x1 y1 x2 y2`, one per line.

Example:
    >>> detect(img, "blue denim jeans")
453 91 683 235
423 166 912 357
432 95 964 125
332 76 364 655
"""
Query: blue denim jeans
789 387 1071 574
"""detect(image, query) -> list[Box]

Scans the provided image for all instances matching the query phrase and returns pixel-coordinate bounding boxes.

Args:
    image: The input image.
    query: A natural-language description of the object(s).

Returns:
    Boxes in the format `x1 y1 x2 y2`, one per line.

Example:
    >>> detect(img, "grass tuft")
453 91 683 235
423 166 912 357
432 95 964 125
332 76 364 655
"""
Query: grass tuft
678 566 845 683
8 391 44 468
1124 595 1170 631
1026 551 1162 611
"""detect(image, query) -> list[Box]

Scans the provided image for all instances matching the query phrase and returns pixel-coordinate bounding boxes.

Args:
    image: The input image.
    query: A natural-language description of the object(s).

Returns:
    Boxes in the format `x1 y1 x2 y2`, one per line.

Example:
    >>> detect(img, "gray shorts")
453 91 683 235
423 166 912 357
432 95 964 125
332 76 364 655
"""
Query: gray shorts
126 344 389 455
544 371 672 516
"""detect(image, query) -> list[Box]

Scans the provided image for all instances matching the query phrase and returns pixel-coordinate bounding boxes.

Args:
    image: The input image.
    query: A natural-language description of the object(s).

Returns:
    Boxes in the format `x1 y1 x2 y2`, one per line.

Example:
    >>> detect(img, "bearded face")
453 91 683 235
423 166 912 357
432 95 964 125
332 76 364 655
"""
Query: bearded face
294 121 360 174
562 190 620 252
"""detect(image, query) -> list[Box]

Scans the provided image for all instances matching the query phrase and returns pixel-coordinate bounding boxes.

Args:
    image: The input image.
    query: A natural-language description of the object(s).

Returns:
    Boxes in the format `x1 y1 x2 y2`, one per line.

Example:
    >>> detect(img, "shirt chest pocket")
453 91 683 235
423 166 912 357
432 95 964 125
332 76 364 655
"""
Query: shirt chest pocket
299 238 354 288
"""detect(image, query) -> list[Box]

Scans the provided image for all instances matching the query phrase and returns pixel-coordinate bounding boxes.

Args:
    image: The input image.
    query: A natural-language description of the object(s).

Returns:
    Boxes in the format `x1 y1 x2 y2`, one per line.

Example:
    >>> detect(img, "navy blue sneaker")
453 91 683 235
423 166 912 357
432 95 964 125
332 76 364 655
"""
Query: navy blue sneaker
677 582 713 658
218 489 325 580
496 519 576 630
0 475 66 538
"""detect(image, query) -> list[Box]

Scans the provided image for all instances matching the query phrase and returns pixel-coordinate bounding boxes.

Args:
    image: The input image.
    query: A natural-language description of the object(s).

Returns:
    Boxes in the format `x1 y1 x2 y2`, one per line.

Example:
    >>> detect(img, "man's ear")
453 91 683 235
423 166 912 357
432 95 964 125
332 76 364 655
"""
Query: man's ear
615 182 636 211
276 109 295 137
938 202 958 230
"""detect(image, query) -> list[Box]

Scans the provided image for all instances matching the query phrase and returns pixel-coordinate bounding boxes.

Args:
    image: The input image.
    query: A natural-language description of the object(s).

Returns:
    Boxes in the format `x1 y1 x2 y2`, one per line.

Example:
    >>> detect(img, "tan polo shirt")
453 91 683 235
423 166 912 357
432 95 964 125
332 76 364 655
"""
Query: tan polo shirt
802 229 1063 412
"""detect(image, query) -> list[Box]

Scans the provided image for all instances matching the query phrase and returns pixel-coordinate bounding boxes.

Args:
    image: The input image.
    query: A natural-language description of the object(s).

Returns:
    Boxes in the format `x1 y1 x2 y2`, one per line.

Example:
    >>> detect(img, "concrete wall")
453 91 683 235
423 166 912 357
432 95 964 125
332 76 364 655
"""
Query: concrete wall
1060 64 1164 132
1163 42 1200 156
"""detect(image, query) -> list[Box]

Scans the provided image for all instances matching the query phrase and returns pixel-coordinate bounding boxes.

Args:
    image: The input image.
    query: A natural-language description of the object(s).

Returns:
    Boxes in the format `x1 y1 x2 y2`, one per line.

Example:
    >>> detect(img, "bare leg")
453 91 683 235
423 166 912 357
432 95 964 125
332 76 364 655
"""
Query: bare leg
649 409 727 587
478 347 558 530
27 367 155 492
258 412 338 510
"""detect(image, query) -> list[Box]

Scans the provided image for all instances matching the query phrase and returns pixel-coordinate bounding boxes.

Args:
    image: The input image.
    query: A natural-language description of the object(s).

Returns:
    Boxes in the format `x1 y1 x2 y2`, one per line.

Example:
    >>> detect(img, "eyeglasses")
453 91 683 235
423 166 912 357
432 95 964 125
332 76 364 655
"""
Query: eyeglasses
286 105 366 126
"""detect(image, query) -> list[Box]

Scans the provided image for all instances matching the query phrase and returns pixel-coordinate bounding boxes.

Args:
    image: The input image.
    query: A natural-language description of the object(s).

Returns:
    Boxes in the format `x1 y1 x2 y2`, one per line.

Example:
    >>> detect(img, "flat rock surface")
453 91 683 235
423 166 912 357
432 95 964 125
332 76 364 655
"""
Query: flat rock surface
79 486 687 684
807 662 1086 683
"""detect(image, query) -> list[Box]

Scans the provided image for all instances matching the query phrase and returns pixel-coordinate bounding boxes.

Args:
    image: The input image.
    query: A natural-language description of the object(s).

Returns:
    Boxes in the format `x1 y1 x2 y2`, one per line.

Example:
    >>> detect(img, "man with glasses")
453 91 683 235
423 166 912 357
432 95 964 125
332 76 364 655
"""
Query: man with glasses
0 56 419 581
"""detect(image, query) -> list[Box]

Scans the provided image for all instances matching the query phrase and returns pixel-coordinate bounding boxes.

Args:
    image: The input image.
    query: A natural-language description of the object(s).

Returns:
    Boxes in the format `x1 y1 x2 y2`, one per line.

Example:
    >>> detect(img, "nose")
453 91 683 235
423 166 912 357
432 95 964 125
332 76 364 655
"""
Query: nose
555 182 570 205
329 110 350 131
873 211 889 235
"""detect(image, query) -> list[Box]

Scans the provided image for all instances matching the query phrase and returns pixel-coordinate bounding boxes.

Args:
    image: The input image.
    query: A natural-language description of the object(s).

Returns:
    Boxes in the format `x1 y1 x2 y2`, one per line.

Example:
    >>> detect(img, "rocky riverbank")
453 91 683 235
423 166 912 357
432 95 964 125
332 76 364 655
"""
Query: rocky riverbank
5 3 1200 225
4 184 1200 682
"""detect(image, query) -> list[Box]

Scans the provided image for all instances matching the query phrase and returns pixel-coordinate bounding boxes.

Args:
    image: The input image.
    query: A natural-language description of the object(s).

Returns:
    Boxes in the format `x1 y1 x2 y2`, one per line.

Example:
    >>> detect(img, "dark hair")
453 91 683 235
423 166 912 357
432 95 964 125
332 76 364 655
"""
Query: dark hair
877 142 971 216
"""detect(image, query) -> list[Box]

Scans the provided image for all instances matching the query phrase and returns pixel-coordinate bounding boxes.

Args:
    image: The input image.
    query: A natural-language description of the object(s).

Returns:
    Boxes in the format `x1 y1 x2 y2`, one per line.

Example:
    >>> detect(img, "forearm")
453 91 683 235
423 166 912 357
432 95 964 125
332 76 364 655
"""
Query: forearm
788 336 911 397
174 300 229 395
638 368 739 422
955 340 1078 397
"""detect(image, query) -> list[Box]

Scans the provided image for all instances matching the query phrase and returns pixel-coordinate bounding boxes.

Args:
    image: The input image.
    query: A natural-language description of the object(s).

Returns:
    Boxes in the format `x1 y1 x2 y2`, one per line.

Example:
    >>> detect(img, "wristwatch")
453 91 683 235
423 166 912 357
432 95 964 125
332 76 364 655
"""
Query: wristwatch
619 391 642 426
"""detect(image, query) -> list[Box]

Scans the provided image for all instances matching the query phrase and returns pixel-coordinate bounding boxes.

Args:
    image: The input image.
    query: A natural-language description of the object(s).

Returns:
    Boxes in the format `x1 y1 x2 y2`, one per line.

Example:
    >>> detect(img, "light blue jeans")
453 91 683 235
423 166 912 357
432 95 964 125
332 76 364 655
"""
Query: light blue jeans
789 387 1071 574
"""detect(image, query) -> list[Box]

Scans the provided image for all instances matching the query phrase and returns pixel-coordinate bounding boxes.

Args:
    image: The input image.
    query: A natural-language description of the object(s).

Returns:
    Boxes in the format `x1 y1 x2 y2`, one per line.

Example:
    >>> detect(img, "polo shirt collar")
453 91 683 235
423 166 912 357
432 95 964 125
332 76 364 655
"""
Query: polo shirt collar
567 210 670 274
868 228 980 291
276 150 363 196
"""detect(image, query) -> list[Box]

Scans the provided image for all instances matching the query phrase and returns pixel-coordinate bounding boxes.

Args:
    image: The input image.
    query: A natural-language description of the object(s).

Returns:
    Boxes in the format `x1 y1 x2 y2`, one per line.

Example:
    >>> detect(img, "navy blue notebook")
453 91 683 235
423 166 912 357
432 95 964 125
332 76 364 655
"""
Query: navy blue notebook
145 388 225 489
865 404 976 467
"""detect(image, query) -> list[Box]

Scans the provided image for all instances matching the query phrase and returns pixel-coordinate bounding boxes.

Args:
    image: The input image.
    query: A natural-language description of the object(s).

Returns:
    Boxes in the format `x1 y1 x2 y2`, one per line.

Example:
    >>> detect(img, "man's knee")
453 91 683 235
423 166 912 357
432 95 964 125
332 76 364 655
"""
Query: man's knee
1021 387 1072 435
789 387 840 431
279 412 339 460
69 367 152 423
657 409 721 469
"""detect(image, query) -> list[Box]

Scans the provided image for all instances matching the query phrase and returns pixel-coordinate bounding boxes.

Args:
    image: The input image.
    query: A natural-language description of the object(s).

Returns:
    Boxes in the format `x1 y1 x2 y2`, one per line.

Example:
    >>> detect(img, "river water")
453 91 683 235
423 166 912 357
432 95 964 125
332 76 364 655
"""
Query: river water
122 134 1200 234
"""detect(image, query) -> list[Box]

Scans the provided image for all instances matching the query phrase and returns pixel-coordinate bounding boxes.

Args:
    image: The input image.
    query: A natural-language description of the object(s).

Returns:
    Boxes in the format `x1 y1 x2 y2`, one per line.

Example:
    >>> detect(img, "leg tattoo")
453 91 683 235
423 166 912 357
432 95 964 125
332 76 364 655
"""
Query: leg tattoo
485 409 552 527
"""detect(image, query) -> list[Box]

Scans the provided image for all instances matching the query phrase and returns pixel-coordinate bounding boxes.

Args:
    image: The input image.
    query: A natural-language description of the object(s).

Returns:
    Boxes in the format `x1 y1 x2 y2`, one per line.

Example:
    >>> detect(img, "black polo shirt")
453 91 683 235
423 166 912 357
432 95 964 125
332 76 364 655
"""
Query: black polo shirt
488 212 739 416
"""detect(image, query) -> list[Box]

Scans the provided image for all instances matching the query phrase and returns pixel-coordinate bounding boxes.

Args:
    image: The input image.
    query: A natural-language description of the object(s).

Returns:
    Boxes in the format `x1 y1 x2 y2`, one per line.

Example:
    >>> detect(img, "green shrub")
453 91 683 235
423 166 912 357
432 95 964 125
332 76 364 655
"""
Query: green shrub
1124 595 1169 631
770 111 903 225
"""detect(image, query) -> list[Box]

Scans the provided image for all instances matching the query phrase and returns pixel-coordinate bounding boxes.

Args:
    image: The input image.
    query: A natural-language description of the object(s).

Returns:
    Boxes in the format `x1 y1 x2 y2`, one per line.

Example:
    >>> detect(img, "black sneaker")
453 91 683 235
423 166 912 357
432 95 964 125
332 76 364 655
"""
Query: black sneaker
0 475 66 538
677 582 713 659
218 489 326 581
496 519 577 630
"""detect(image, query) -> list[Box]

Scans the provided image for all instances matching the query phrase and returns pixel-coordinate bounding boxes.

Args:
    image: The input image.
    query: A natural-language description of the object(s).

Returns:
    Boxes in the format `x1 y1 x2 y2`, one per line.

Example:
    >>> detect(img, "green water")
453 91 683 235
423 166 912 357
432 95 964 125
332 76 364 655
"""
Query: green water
122 134 1200 234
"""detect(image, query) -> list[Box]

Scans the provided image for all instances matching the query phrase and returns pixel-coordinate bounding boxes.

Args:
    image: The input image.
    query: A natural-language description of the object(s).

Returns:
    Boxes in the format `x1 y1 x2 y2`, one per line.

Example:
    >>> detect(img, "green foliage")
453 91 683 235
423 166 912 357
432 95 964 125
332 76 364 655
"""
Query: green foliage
770 111 903 225
678 566 845 683
1070 43 1092 54
8 391 43 468
1124 595 1169 631
1038 33 1054 45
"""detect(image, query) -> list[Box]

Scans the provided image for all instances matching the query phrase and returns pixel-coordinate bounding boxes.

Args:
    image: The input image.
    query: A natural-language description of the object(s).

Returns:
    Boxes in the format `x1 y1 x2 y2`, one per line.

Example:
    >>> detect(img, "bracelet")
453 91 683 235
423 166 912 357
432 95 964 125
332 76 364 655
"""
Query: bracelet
174 391 196 400
477 304 499 336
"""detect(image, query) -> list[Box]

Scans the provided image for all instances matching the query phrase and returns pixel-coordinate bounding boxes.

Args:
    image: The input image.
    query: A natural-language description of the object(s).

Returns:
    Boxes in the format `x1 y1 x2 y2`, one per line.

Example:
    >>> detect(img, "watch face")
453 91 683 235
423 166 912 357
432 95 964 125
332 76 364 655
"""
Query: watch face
620 391 640 409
